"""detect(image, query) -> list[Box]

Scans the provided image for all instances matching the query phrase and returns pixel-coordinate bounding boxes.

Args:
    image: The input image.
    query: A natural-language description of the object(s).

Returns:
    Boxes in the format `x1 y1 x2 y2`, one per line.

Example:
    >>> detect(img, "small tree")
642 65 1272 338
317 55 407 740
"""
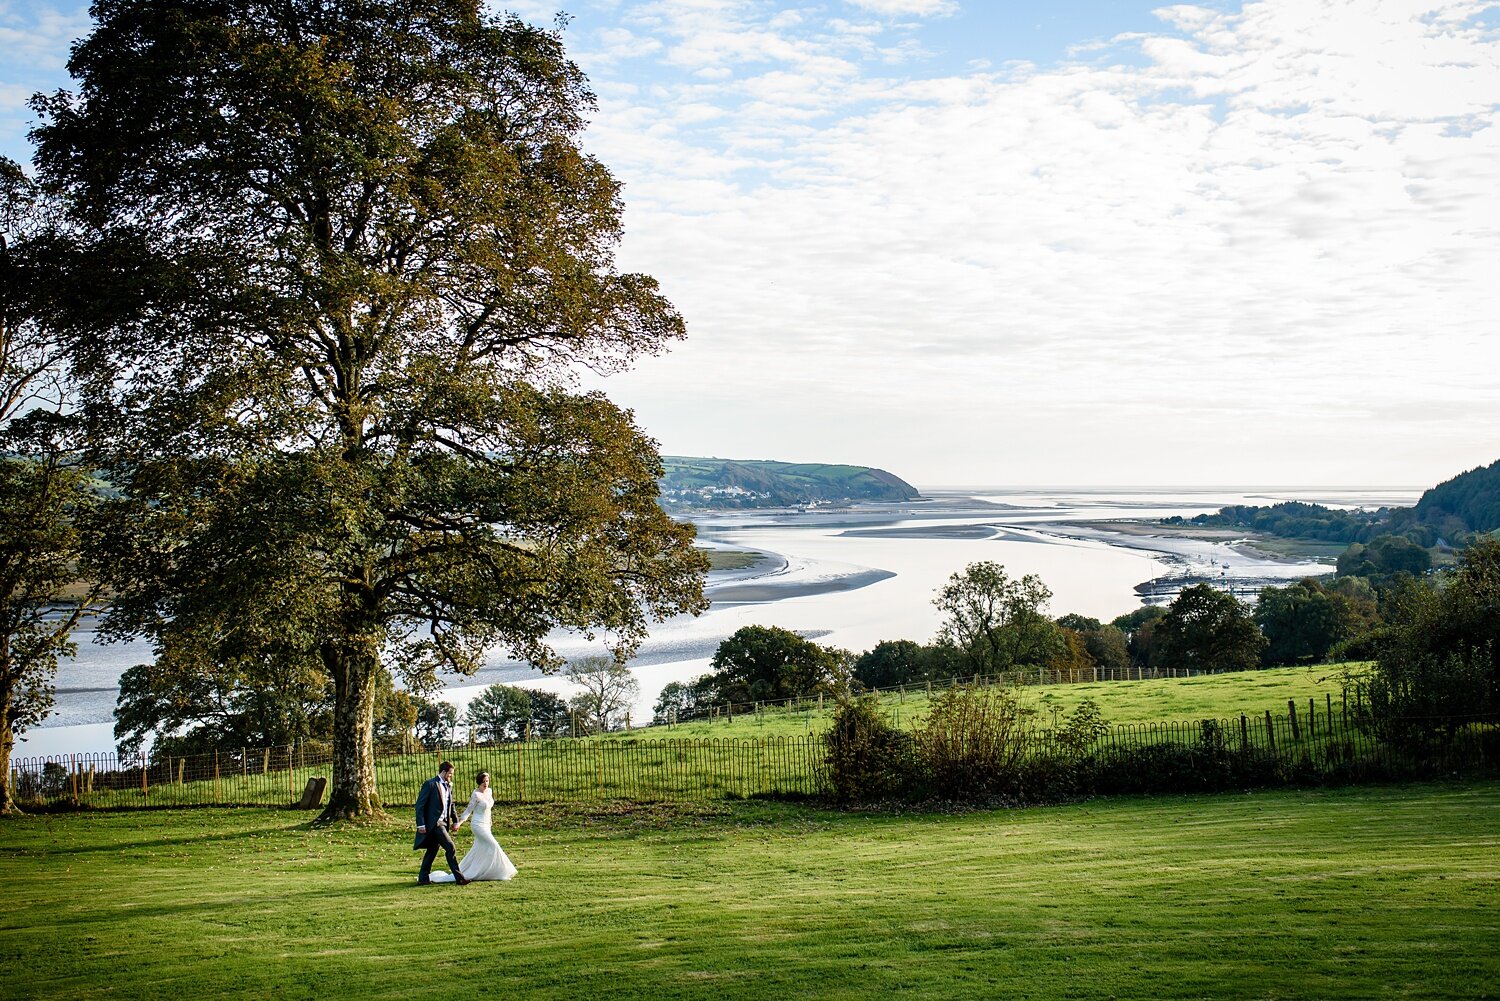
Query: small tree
1255 578 1360 665
464 684 534 743
851 639 946 689
0 161 106 813
708 625 848 705
933 562 1063 675
566 657 639 734
652 676 715 725
1156 585 1266 673
415 698 458 749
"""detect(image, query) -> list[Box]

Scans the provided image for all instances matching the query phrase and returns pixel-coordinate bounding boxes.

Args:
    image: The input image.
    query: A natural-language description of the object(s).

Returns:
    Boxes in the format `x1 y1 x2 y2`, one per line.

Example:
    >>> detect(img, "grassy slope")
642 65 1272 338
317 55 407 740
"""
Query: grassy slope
1 781 1495 1000
620 665 1361 741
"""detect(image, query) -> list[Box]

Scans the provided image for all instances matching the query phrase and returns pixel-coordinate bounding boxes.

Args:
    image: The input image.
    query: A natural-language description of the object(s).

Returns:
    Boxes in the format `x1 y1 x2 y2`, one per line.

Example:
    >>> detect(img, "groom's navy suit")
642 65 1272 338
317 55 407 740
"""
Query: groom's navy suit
414 773 462 883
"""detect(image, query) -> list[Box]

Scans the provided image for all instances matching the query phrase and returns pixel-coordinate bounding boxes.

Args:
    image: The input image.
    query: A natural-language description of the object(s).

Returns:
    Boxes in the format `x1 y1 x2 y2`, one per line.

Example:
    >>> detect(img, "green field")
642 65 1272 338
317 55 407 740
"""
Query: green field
628 664 1362 740
1 780 1495 999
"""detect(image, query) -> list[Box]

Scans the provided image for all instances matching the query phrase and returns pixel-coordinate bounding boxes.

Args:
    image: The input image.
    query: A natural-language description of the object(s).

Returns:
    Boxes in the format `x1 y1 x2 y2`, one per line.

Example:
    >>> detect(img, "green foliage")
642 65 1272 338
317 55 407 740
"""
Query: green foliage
1358 540 1500 743
464 684 570 742
1080 624 1130 672
0 161 107 811
1336 534 1432 579
658 456 918 508
1166 501 1382 543
914 685 1036 799
823 696 915 801
1054 699 1111 756
652 676 716 725
35 1 708 816
1397 458 1500 538
933 561 1064 674
1255 578 1369 666
708 625 850 705
1156 584 1266 673
850 639 953 689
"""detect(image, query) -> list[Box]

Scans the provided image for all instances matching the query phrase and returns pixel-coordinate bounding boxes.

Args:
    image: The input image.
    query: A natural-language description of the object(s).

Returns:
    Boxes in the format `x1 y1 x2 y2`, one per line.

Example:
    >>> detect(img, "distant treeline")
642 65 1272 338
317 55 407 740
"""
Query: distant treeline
1164 458 1500 560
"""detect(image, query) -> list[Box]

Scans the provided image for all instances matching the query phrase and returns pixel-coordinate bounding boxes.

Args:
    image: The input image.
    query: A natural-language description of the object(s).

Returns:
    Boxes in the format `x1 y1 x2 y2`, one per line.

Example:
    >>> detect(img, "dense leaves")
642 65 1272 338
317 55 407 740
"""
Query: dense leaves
707 625 850 706
1155 584 1266 673
0 159 107 812
34 0 707 818
933 561 1064 674
1357 540 1500 742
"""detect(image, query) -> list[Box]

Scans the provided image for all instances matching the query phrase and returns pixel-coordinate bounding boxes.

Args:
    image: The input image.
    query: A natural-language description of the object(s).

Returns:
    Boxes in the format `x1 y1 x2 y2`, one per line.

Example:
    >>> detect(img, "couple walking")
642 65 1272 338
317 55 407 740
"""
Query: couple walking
414 761 518 885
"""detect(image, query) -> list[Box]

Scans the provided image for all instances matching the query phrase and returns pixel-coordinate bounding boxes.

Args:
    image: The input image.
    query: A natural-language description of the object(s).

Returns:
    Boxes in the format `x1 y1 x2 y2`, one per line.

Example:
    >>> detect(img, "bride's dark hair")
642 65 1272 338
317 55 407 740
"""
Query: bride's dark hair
475 771 489 787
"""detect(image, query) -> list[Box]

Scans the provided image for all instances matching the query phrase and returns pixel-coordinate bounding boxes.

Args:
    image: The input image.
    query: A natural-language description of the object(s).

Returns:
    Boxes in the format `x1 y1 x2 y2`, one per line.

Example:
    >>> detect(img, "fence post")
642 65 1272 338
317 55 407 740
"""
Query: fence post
1288 700 1300 742
1308 698 1316 740
1264 711 1275 750
141 757 148 802
1239 714 1249 751
70 755 78 801
517 736 526 804
288 746 294 804
214 749 221 805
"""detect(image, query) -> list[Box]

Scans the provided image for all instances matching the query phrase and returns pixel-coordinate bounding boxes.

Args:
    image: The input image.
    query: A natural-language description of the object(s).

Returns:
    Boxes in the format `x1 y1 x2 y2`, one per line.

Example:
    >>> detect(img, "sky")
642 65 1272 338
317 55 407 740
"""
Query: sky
2 1 1499 488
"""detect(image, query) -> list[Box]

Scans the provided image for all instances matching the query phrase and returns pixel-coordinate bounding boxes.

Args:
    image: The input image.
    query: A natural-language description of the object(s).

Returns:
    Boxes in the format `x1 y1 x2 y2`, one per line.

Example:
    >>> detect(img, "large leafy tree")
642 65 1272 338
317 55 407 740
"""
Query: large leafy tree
708 624 850 705
1255 577 1362 666
933 561 1064 674
0 160 106 813
1155 584 1265 673
32 0 708 818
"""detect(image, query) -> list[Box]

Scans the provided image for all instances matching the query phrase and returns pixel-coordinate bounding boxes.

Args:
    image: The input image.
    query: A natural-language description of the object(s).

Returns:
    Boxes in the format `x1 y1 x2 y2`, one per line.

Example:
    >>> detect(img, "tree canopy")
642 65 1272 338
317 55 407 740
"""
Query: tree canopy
33 0 707 818
1155 584 1265 673
933 562 1063 674
707 625 849 705
0 158 107 813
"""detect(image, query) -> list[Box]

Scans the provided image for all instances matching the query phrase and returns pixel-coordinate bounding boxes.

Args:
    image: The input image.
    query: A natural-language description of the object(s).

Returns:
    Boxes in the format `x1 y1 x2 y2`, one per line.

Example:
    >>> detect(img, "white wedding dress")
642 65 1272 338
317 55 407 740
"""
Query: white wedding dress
431 788 517 882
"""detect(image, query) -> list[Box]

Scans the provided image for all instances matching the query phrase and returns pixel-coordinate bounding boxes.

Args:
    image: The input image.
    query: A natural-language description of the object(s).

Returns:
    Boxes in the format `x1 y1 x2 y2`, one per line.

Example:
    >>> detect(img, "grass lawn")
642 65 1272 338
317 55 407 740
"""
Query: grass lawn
1 780 1495 1000
626 664 1361 741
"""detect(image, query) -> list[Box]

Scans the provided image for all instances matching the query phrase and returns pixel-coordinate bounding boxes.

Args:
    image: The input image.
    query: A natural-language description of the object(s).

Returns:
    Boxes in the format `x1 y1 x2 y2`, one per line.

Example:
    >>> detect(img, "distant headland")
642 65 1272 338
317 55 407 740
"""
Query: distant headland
659 456 920 510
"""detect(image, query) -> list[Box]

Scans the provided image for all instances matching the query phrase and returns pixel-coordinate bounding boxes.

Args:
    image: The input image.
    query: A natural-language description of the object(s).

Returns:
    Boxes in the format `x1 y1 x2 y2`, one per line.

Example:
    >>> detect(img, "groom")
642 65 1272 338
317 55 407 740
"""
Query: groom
414 761 470 886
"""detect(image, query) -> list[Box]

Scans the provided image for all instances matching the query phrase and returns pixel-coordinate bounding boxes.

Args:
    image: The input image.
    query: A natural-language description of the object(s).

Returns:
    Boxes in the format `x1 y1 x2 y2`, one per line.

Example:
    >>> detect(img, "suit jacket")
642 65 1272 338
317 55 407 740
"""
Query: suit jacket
412 775 458 850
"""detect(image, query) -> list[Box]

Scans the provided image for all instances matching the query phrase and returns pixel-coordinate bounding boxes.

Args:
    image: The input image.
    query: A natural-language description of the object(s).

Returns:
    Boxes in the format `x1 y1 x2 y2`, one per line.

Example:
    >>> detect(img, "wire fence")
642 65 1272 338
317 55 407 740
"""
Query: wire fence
10 702 1493 811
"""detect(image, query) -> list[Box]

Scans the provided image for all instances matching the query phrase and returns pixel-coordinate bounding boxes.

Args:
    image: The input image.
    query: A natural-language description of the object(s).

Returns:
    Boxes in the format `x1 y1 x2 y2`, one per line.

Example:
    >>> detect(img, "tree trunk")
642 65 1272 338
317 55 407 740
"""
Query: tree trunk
317 639 385 821
0 705 17 816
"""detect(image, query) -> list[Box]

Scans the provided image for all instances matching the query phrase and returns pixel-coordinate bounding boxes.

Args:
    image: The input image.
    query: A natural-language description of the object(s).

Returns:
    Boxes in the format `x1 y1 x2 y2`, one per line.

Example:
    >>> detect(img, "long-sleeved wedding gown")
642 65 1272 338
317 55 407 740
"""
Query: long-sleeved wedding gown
431 788 517 882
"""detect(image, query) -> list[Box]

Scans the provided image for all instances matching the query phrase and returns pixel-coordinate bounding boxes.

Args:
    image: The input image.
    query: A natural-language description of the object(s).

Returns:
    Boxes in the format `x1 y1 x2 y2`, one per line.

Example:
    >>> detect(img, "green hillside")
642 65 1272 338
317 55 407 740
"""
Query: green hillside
660 456 919 509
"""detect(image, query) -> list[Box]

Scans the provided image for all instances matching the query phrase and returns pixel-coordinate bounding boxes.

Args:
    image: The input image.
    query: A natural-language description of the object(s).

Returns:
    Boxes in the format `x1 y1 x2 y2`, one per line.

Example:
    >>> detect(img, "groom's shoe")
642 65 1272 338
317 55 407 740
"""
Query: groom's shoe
417 878 434 886
455 875 471 886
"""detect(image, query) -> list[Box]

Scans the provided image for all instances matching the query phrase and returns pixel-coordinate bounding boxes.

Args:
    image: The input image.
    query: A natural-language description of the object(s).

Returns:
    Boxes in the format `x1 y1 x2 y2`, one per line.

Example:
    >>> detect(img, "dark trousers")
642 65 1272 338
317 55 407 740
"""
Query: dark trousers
418 827 461 882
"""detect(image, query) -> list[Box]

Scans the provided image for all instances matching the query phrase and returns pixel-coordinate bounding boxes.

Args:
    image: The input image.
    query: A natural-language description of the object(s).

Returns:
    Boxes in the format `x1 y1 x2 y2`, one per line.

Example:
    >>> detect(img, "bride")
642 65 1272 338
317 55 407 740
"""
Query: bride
431 771 517 883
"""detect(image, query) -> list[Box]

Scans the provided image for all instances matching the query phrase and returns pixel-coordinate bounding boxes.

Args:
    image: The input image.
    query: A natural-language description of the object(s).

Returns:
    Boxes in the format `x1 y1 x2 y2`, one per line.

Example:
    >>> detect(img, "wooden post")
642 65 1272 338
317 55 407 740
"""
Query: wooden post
1326 692 1334 719
288 746 294 804
262 747 270 774
1288 700 1300 742
1239 714 1249 751
243 746 248 778
141 757 148 802
214 750 221 804
1265 710 1275 750
596 745 604 798
70 755 78 800
1308 698 1316 740
176 758 184 785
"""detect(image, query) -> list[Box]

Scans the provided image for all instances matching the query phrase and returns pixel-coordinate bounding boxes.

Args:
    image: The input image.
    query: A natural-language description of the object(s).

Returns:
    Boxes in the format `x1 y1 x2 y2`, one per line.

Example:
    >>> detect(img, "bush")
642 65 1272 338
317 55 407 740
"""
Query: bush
823 696 915 801
915 685 1035 799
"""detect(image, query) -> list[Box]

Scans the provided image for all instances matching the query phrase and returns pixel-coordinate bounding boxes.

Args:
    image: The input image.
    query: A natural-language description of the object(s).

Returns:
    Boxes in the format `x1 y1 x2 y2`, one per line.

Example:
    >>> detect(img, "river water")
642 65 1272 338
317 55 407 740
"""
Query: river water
15 486 1417 759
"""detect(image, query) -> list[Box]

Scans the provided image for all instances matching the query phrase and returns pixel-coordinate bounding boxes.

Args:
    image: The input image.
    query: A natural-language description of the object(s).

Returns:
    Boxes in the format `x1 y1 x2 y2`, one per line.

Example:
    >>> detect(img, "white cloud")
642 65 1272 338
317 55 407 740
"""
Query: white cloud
578 0 1500 485
843 0 958 17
